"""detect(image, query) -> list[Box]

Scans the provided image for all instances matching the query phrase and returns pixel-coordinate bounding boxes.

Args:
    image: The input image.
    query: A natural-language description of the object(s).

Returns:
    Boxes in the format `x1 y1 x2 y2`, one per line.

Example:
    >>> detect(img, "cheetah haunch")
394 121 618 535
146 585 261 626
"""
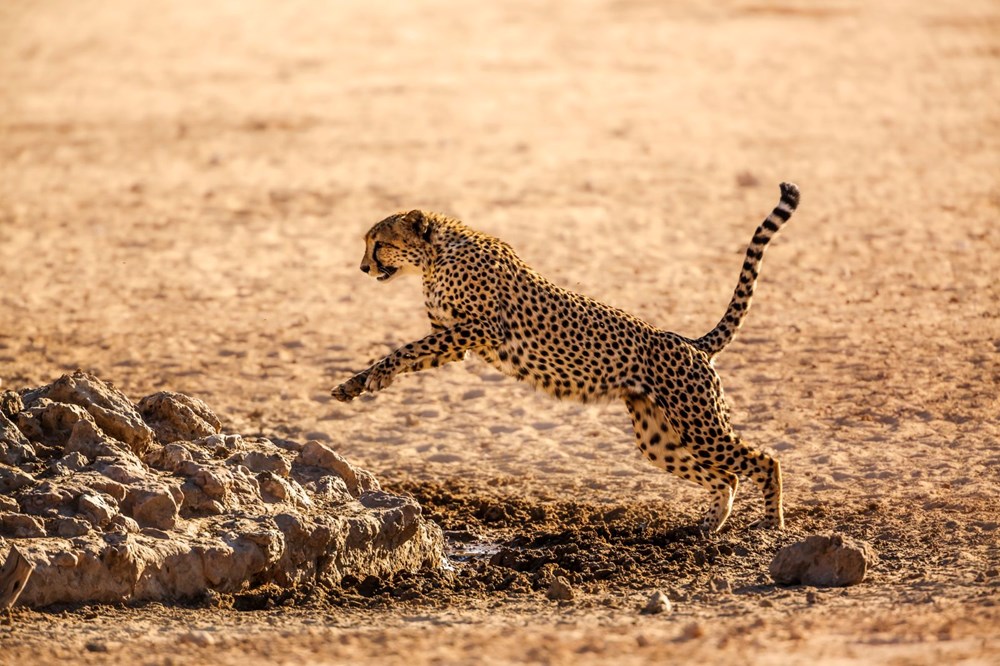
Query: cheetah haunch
333 183 800 533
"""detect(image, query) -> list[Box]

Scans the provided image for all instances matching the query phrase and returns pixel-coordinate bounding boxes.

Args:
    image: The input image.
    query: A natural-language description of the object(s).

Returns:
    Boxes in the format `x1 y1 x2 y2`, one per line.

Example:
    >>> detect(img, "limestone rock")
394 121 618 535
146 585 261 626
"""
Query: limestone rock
77 493 118 527
124 483 181 530
228 450 291 477
0 513 46 538
21 371 154 455
0 465 35 494
51 517 91 537
65 418 132 462
137 391 221 444
0 390 24 418
15 401 95 449
770 534 876 587
298 441 381 498
258 471 311 508
0 411 35 465
49 451 89 475
0 373 443 607
18 481 77 516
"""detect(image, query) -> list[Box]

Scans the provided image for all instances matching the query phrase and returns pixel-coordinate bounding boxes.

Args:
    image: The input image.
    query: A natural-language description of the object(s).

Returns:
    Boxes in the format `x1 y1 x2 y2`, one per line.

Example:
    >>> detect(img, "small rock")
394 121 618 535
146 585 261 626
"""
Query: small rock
357 574 383 597
770 534 876 587
79 474 127 502
258 472 311 508
314 475 353 502
192 466 233 501
19 482 76 515
107 514 140 534
0 495 19 512
178 630 217 647
298 441 380 497
51 551 79 568
0 390 23 417
0 512 47 538
179 478 225 516
0 465 36 493
137 391 221 444
53 516 92 537
229 450 291 477
64 417 122 461
679 622 705 641
0 411 35 465
258 471 289 500
546 576 574 601
22 371 155 455
194 433 243 456
125 484 180 530
144 442 195 473
77 493 118 527
85 640 109 653
707 575 732 595
641 590 672 615
16 401 96 448
50 451 89 474
90 456 147 484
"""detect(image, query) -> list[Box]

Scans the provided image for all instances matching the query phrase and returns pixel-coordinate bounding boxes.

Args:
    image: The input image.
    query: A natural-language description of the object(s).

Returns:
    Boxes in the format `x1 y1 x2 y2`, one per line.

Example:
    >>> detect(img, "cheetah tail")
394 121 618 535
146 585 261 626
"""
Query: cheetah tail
693 182 800 357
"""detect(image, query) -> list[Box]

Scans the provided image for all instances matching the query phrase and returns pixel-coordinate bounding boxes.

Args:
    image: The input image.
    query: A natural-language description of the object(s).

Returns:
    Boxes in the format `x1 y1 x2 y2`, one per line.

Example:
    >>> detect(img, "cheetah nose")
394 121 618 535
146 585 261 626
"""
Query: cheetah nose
360 264 370 274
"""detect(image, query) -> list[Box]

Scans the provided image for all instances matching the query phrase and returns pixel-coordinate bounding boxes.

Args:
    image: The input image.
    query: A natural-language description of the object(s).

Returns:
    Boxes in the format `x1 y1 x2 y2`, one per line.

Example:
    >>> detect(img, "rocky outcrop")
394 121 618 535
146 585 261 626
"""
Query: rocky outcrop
0 372 443 607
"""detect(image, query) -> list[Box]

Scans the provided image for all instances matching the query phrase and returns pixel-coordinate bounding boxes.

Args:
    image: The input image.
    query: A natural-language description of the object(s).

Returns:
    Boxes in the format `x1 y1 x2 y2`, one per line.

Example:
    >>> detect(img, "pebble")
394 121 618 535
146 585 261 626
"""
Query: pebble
546 576 574 601
707 575 732 595
679 622 705 641
640 590 672 615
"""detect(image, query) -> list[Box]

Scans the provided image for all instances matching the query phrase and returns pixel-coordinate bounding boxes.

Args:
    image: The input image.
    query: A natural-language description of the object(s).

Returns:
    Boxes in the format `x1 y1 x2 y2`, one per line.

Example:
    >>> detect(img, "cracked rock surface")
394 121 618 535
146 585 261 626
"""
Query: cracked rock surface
0 371 443 607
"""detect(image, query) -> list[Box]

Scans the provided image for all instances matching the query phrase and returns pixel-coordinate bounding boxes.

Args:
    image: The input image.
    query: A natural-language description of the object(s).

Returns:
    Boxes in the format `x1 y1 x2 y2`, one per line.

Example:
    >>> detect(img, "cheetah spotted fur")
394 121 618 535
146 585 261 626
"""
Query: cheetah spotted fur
332 183 801 533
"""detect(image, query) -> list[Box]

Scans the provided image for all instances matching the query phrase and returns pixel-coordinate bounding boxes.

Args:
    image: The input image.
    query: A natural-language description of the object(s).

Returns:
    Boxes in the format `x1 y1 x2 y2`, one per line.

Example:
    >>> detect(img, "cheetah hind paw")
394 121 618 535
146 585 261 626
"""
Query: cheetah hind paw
749 515 785 530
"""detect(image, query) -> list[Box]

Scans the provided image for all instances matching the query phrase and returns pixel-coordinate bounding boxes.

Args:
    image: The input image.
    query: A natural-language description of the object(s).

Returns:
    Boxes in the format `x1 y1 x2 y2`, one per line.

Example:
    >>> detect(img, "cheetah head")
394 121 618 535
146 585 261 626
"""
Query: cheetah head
359 209 433 283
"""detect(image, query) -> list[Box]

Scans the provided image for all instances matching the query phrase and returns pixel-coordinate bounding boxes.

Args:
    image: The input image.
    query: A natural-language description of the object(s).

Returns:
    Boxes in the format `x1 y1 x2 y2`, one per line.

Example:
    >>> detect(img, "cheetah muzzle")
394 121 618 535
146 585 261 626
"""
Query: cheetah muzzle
333 183 801 533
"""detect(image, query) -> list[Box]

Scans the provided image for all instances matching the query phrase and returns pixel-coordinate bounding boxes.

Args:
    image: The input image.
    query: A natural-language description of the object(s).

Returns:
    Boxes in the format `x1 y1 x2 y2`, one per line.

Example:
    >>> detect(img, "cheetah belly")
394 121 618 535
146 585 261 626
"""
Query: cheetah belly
477 333 623 404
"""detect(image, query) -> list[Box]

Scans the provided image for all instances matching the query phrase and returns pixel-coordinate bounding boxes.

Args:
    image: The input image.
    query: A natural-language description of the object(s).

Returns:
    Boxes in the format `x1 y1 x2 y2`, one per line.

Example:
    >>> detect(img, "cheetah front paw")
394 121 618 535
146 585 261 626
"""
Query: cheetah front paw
330 373 367 402
363 363 396 394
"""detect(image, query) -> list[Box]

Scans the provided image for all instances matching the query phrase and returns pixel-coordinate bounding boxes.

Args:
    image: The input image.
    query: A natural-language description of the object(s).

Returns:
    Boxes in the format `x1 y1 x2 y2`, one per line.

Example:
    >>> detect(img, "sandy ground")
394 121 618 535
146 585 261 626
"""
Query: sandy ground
1 0 999 663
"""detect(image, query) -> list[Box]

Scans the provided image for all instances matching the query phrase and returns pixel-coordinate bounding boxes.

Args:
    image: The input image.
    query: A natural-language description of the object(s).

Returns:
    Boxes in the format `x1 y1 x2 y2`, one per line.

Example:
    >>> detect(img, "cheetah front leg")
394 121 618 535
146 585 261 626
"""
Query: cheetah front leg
331 321 499 402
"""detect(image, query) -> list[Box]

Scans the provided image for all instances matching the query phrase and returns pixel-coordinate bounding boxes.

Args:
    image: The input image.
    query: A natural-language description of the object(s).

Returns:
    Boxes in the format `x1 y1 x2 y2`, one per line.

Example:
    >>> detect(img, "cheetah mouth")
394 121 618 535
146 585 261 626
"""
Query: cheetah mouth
376 266 398 281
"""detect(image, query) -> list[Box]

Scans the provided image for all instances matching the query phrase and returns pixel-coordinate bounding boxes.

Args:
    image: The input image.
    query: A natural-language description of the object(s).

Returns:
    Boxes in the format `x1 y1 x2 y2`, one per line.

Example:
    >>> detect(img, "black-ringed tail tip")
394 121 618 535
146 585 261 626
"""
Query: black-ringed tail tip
779 182 800 210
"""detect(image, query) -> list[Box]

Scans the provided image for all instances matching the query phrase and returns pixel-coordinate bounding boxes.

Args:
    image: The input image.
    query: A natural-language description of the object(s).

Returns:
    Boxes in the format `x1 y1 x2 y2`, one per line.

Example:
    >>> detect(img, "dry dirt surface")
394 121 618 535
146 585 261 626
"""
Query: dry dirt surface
1 0 999 664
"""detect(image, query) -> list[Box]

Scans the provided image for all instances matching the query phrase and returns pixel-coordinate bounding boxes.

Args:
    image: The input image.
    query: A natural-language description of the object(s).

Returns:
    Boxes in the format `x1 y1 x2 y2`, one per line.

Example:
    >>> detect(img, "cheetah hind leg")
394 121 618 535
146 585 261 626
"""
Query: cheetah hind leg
687 430 785 530
625 396 739 533
747 454 784 529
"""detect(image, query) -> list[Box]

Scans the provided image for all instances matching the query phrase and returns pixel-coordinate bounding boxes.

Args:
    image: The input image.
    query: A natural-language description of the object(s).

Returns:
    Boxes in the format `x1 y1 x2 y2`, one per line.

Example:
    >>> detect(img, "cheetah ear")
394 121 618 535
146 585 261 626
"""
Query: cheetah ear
404 209 432 242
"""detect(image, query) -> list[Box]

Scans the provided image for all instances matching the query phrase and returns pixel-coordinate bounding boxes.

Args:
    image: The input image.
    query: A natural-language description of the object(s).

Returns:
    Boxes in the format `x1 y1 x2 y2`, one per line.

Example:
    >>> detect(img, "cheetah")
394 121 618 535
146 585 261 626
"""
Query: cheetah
332 183 800 533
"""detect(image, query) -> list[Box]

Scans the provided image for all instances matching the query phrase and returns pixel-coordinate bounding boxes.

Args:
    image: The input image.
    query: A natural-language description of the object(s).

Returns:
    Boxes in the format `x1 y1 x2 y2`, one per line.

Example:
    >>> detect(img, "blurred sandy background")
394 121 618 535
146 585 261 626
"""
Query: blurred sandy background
1 0 998 663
